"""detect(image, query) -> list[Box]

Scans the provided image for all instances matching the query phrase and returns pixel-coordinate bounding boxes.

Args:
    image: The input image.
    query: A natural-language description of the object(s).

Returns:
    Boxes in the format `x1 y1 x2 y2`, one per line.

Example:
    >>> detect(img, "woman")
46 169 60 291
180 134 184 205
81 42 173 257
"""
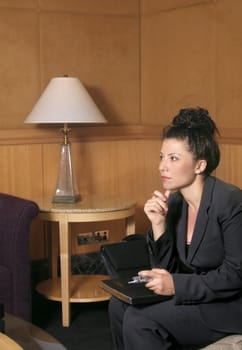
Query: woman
108 107 242 349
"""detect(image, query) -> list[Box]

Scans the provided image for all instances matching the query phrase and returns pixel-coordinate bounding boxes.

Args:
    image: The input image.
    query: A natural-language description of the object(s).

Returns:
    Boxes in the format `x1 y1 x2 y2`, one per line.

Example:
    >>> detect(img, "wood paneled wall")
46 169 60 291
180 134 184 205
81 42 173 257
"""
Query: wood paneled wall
0 0 241 260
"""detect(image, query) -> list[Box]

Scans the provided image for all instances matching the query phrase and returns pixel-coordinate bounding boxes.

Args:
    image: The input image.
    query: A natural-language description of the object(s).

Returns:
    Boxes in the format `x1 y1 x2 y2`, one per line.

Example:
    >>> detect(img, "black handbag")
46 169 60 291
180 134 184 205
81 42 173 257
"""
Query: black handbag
100 234 151 279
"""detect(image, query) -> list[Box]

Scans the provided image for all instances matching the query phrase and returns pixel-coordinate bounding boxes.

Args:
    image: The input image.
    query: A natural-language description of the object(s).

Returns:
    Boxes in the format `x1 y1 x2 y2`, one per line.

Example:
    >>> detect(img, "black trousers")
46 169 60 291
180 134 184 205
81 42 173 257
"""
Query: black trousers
108 297 229 350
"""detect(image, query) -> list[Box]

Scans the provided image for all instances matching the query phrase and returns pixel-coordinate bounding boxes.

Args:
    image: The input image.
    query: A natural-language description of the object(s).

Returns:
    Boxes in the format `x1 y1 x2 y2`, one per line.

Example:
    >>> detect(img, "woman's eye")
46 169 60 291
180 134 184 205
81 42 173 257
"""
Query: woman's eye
171 155 178 161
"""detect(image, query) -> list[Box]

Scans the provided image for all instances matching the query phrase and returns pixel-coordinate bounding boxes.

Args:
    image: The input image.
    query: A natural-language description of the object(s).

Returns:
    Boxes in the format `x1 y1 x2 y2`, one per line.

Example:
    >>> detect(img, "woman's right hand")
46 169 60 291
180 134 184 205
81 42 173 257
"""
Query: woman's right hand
144 190 170 239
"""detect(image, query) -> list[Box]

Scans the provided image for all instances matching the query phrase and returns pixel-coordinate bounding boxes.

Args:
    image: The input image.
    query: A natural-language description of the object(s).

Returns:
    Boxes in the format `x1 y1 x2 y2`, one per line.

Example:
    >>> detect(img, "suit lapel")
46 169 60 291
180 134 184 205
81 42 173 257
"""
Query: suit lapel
186 176 215 263
176 200 188 261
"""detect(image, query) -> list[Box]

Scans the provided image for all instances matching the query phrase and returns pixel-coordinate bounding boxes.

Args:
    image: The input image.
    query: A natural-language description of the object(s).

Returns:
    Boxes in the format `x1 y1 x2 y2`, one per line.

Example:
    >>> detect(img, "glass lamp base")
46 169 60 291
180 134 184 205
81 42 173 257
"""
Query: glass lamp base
52 142 80 204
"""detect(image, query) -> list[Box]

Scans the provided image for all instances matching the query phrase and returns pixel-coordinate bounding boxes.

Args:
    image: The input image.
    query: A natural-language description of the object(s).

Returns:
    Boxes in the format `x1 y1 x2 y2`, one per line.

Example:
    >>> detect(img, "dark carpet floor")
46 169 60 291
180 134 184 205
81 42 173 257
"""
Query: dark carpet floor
32 291 113 350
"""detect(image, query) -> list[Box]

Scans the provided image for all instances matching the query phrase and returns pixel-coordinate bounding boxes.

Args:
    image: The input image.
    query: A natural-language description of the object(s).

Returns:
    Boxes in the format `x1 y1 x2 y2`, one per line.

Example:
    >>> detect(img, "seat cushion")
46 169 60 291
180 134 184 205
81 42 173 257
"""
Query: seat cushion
200 335 242 350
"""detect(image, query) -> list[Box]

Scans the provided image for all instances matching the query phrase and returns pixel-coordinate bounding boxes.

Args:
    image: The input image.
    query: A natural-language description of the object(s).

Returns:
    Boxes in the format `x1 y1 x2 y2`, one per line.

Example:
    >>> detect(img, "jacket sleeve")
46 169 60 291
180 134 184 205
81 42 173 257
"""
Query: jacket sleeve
147 229 179 271
147 192 188 272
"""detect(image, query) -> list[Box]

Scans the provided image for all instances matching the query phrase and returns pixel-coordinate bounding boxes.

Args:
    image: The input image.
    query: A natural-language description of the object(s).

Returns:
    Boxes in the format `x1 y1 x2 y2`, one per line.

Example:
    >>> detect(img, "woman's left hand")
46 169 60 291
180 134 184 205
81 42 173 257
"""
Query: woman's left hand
138 268 175 296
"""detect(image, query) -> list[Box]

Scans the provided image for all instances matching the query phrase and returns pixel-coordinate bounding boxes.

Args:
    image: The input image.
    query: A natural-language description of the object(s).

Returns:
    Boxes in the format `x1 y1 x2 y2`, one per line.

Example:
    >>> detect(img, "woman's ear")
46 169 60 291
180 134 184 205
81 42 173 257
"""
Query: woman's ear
195 160 207 174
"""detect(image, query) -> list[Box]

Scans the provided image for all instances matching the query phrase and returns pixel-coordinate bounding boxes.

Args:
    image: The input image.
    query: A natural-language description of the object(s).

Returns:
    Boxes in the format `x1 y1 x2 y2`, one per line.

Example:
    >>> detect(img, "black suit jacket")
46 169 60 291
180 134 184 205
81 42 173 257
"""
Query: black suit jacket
148 176 242 333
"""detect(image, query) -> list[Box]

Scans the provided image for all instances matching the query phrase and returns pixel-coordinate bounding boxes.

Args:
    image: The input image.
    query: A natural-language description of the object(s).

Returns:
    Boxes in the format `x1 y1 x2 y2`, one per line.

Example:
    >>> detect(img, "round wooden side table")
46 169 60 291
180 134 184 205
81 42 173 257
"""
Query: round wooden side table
36 195 136 327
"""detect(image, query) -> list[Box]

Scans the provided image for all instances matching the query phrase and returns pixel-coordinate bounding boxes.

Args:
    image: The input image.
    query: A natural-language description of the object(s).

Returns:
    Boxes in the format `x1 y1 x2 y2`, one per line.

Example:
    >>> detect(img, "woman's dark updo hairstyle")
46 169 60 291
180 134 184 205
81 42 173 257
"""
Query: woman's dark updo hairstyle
162 107 220 176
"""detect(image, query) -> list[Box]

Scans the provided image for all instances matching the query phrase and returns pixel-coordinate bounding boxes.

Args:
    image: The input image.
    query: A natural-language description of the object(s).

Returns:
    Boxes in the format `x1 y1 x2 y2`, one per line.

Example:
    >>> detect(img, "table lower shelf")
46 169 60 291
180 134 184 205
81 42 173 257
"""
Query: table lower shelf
36 274 111 302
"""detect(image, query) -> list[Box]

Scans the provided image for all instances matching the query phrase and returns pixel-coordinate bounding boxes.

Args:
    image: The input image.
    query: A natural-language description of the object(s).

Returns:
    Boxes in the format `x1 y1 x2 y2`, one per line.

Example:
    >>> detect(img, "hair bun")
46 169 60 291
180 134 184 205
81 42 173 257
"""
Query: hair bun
172 107 218 136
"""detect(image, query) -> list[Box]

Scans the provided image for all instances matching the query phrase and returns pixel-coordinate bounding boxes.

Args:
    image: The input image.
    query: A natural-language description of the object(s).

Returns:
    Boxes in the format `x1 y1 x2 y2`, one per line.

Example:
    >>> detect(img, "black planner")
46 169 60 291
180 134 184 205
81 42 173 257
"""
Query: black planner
101 278 172 305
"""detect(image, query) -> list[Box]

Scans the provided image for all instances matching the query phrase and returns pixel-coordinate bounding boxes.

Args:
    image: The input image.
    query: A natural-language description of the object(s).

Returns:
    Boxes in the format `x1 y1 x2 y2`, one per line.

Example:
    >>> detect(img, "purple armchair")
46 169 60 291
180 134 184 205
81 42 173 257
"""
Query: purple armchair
0 193 39 321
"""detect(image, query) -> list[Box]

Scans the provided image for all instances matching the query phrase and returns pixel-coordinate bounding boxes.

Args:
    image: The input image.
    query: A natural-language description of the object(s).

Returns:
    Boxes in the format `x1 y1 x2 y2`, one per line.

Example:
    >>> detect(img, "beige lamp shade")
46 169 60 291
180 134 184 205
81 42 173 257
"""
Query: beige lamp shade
25 76 107 124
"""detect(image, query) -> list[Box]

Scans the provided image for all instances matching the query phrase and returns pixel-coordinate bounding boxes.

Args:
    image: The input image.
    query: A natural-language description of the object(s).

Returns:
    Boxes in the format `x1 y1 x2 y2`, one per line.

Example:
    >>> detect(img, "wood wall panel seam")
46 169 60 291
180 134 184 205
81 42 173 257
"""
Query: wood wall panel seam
0 126 241 145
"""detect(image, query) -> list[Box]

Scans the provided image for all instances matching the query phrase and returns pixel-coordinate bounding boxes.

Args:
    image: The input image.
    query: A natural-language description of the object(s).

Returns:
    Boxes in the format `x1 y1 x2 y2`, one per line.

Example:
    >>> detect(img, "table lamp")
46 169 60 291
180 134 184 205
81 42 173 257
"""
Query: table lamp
25 76 107 203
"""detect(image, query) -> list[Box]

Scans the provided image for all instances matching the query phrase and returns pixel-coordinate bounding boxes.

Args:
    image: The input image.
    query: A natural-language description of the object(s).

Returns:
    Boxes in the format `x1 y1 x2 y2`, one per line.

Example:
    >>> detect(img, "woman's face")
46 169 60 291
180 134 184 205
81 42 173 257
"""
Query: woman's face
159 138 202 192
